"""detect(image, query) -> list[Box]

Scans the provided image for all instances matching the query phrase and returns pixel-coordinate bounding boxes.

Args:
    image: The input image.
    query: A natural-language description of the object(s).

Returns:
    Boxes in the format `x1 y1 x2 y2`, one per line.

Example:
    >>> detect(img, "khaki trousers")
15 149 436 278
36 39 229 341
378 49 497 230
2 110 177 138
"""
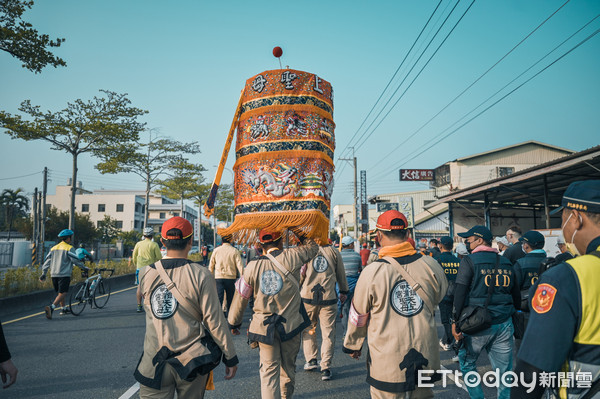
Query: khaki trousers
258 332 302 399
301 303 337 370
370 386 434 399
139 363 209 399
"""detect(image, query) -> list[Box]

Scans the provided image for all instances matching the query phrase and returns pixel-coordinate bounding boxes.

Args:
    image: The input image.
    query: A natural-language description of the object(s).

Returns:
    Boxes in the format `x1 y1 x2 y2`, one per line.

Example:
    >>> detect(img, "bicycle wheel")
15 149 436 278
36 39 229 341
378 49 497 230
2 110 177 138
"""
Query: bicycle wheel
93 279 111 308
69 282 87 316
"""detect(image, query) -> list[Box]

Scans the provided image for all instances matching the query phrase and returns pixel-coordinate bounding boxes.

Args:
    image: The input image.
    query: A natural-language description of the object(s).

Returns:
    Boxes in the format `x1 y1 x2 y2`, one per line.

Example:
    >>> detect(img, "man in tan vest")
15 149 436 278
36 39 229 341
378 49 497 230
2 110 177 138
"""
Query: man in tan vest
300 241 349 381
209 234 244 327
343 210 447 399
228 227 318 399
134 217 238 399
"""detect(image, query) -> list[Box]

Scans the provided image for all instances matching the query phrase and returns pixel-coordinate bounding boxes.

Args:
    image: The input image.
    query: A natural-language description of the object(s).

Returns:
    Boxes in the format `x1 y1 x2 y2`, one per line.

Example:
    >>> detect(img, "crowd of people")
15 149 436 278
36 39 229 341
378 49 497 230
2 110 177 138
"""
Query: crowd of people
1 179 598 399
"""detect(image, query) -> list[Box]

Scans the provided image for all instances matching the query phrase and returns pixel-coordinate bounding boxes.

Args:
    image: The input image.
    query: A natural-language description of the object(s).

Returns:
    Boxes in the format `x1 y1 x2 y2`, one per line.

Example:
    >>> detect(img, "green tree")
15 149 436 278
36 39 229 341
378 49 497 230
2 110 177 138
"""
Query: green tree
96 129 200 228
0 90 148 231
157 158 206 216
15 206 97 243
97 215 119 242
0 188 29 240
214 183 234 223
0 0 66 73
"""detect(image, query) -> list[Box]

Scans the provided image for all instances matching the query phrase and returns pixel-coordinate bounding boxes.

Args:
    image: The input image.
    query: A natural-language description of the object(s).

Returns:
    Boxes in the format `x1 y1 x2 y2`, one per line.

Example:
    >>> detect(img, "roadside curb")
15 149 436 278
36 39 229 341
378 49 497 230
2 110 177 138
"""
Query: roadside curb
0 273 135 320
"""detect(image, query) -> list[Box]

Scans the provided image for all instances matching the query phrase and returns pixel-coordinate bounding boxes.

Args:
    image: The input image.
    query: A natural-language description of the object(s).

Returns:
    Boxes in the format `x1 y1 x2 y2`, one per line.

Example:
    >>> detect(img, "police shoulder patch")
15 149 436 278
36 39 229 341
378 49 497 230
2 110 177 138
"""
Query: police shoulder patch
260 270 283 295
390 279 423 317
150 284 178 319
531 283 557 314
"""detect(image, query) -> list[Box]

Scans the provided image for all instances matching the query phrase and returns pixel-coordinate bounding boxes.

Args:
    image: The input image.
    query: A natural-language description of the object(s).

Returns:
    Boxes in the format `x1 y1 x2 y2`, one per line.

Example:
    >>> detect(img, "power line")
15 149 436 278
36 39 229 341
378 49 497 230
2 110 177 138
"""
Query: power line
338 0 443 159
370 15 600 182
334 0 448 182
353 0 477 152
389 26 600 173
348 0 466 155
0 171 41 181
366 0 571 172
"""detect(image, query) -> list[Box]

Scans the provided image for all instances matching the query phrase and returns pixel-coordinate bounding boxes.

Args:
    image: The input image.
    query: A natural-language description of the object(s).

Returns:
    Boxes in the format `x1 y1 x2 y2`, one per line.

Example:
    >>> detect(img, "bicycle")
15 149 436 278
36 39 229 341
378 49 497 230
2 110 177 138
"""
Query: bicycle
68 267 115 316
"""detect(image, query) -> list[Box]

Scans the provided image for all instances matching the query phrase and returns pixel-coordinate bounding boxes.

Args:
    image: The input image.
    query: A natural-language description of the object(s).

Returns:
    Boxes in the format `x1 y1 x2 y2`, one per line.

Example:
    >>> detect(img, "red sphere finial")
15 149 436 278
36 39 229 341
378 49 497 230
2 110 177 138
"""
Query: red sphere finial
273 46 283 58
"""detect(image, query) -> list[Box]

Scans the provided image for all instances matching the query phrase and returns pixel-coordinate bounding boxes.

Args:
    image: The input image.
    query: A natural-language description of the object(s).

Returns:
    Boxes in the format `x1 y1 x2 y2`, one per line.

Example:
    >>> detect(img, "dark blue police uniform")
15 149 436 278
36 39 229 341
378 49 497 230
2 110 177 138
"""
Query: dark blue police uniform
437 250 460 346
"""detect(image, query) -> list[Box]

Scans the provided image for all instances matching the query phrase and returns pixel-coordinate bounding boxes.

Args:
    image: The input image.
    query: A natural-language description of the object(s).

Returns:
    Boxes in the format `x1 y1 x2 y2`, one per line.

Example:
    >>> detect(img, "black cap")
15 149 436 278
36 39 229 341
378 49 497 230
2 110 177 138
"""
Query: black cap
551 180 600 215
440 236 453 246
457 225 493 242
519 230 545 246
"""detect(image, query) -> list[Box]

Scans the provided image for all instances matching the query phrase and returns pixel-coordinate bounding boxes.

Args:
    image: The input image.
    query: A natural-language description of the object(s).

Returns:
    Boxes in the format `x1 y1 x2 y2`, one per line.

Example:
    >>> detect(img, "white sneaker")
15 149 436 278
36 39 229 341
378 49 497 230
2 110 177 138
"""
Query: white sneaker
439 339 451 351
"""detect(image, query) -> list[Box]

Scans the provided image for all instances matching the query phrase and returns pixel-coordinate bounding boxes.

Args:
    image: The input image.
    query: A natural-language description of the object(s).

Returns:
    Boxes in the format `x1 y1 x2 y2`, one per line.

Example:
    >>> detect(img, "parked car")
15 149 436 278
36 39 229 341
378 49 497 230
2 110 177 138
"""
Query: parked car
190 246 199 254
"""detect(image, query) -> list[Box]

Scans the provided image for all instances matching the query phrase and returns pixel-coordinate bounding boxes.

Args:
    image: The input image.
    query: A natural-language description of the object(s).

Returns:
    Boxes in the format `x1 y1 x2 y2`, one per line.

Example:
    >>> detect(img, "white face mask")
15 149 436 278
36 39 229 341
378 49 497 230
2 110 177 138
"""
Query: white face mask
561 212 582 256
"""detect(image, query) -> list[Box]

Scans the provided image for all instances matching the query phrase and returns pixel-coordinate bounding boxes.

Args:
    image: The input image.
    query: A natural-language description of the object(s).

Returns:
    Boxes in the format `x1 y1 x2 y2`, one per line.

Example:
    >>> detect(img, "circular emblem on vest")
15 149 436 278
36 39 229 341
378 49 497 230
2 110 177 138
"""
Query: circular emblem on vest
312 254 329 273
390 280 423 317
260 270 283 295
151 284 178 319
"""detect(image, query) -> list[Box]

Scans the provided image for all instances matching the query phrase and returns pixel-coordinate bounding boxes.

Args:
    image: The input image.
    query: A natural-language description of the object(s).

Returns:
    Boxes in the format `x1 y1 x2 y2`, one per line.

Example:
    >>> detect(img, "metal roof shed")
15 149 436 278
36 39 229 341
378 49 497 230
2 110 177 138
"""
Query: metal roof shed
424 145 600 237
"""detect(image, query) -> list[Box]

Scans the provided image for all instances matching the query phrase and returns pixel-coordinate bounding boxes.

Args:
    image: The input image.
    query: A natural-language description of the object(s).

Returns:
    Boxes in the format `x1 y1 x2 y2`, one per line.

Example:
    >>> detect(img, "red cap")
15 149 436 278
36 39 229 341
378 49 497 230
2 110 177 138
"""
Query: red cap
259 229 282 244
376 210 408 231
161 216 193 240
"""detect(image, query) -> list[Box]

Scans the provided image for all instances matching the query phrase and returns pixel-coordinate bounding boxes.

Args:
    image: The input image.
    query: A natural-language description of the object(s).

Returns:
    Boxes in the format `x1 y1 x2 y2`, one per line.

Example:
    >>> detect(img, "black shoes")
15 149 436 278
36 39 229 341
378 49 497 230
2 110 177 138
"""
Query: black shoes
304 359 318 371
321 369 332 381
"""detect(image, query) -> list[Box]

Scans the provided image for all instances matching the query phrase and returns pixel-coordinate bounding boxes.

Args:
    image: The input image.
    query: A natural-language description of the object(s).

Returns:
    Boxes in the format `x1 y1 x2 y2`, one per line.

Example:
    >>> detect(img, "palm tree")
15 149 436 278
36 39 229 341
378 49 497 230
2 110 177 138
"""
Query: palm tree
1 188 30 240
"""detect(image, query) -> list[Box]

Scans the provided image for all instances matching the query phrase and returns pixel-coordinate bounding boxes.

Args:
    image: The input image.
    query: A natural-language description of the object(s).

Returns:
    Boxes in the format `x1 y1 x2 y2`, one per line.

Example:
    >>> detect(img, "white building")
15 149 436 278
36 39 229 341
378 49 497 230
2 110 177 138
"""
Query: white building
45 182 197 233
338 141 573 240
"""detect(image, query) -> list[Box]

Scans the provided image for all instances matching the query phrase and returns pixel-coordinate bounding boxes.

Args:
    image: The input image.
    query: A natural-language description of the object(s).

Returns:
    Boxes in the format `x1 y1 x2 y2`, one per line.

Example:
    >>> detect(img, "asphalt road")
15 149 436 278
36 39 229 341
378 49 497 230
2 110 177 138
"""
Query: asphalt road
1 284 504 398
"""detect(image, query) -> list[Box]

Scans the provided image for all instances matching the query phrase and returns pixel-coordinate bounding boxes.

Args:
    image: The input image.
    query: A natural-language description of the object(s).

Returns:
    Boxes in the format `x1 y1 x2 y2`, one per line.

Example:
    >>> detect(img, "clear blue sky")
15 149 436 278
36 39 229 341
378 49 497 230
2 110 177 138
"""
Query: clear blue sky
1 0 599 216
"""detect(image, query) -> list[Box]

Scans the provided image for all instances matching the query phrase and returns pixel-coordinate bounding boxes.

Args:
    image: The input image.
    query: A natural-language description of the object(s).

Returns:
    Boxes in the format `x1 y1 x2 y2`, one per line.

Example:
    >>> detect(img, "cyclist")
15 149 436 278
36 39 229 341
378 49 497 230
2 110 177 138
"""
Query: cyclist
76 244 94 263
40 229 89 319
132 227 162 312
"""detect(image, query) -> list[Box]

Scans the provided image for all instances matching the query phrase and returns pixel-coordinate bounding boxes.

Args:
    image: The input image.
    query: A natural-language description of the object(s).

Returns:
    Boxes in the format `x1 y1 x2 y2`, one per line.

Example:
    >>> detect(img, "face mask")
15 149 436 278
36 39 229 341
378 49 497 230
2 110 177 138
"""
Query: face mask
561 212 582 256
465 241 472 253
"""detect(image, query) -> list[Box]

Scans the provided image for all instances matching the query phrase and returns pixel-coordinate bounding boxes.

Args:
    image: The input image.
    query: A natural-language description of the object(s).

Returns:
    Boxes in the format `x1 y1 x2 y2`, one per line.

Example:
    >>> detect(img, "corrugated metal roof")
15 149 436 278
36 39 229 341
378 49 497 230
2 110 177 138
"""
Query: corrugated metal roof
453 140 573 163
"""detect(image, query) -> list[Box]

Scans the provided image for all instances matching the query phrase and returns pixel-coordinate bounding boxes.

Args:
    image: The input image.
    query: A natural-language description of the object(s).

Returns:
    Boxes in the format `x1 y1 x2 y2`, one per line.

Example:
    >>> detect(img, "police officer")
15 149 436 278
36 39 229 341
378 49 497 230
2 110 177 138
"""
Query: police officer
135 217 238 398
512 180 600 399
344 210 447 399
300 241 349 381
437 236 460 351
228 227 318 399
451 225 521 399
513 230 546 310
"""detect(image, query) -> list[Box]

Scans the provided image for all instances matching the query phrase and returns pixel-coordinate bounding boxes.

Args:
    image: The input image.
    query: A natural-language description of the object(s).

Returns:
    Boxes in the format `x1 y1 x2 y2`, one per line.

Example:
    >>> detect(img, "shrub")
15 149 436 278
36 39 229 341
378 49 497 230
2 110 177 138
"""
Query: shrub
0 259 135 298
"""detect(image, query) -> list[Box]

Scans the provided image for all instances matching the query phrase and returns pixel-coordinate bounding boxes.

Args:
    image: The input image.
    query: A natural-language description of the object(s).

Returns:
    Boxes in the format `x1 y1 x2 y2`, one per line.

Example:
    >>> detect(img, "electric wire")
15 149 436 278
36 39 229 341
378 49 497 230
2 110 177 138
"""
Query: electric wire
369 15 600 183
389 26 600 175
366 0 572 172
334 0 447 182
349 0 466 154
0 171 41 181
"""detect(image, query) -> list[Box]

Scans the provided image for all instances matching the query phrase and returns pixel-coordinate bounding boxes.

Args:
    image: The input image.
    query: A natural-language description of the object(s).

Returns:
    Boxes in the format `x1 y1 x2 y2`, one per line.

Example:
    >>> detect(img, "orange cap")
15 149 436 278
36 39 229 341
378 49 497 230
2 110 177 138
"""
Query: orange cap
161 216 193 240
259 229 282 244
376 210 408 231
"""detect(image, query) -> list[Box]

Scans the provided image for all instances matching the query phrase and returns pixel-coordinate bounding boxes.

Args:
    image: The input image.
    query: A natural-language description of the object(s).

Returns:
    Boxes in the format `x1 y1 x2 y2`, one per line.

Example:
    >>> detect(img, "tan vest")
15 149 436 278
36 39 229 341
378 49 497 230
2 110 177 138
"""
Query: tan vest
343 254 447 393
135 260 237 389
301 245 349 305
228 240 318 344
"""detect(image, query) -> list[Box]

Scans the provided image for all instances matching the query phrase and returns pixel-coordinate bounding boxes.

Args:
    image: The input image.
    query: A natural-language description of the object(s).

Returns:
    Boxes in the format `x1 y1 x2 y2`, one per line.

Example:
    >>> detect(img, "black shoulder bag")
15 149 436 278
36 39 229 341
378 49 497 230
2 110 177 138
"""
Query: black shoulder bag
458 254 499 335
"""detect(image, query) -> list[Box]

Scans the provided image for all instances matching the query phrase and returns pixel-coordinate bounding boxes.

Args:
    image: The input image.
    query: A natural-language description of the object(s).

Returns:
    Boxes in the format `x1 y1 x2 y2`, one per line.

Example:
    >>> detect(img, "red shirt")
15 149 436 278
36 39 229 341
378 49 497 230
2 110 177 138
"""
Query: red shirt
360 248 371 266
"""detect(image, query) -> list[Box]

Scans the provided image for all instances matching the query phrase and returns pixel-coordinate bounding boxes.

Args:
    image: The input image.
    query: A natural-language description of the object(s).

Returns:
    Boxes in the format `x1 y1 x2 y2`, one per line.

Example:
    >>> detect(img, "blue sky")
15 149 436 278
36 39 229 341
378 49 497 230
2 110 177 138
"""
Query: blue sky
1 0 599 218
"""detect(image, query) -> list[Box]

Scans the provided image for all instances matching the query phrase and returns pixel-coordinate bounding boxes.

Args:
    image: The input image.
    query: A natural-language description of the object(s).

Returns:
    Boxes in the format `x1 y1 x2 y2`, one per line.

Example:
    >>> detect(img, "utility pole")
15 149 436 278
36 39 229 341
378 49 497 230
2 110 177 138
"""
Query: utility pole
32 188 38 265
339 148 359 239
41 167 48 263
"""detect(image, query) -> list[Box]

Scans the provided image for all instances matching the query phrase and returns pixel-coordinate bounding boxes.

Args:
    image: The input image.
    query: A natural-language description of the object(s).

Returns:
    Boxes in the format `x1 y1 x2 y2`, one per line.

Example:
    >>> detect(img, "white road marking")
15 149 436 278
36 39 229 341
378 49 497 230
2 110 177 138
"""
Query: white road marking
118 382 140 399
441 365 469 392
